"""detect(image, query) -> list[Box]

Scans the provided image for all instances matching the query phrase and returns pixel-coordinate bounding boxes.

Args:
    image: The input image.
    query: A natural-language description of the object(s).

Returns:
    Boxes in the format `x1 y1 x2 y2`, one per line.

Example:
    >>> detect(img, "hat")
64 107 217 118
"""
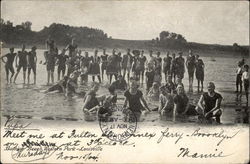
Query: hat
32 46 37 50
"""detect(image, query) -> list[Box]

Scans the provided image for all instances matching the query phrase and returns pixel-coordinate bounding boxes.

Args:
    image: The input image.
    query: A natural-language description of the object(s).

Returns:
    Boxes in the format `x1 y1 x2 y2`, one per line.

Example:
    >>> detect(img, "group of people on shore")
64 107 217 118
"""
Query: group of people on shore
1 37 248 124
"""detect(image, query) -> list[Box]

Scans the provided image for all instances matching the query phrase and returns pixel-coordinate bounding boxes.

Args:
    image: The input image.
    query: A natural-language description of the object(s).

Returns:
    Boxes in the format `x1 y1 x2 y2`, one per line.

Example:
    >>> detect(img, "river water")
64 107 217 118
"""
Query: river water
1 48 249 125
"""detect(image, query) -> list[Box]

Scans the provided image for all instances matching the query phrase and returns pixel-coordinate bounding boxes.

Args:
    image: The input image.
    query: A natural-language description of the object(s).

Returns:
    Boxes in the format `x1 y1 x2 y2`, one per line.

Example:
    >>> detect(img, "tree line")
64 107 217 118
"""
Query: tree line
0 19 108 47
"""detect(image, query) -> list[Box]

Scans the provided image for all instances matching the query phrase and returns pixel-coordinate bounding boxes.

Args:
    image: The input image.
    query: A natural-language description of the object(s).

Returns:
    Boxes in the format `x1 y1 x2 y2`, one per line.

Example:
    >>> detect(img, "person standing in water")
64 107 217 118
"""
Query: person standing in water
88 49 101 83
121 48 133 82
100 49 109 81
163 51 172 82
242 65 249 105
186 50 196 92
14 45 28 84
1 47 16 83
155 51 162 75
175 52 185 83
107 49 119 83
170 53 177 83
46 47 57 85
195 55 205 92
27 46 37 84
138 50 147 84
235 61 243 93
57 49 68 81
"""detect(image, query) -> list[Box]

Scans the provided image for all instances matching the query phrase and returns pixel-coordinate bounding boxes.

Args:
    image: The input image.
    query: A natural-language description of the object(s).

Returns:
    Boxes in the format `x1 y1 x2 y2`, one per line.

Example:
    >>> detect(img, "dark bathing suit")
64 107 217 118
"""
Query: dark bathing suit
101 54 108 70
124 90 144 113
47 51 57 72
57 54 68 74
203 92 222 118
17 51 28 72
5 53 16 74
187 55 196 77
28 51 36 74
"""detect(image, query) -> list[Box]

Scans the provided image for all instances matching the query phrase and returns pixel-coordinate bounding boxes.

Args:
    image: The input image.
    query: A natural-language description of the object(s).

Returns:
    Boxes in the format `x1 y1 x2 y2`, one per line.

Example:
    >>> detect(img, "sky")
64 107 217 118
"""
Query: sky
1 0 249 45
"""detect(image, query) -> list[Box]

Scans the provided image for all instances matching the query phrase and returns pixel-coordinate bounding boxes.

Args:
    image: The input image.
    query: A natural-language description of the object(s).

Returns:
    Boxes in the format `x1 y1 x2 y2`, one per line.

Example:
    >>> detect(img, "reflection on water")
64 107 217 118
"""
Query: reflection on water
1 48 249 125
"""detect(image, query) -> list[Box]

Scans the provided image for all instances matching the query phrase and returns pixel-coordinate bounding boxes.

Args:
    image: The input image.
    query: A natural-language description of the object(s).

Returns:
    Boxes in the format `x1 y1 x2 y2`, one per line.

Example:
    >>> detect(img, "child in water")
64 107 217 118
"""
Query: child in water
147 82 160 101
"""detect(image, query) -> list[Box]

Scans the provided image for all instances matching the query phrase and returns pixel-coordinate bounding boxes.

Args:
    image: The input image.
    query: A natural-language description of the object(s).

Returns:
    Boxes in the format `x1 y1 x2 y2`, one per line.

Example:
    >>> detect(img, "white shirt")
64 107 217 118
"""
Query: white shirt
242 71 249 81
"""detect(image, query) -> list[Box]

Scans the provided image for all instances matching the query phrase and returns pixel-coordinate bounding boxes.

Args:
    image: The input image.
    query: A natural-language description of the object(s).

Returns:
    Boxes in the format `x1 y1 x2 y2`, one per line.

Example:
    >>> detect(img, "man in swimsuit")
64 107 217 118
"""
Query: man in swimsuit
14 44 28 84
138 50 147 84
100 49 109 81
57 49 69 81
1 47 16 83
47 48 57 85
175 52 185 83
27 46 37 84
122 49 133 82
186 50 196 92
163 52 172 82
197 82 223 124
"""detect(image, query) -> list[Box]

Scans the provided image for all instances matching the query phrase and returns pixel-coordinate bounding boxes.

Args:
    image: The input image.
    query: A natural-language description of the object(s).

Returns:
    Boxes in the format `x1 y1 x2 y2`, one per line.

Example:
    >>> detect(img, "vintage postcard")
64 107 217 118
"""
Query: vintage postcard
0 0 249 163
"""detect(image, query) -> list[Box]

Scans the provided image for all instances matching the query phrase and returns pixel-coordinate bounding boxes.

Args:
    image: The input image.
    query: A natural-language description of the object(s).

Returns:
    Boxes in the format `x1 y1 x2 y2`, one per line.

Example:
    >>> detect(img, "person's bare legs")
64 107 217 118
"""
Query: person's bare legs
27 71 30 84
51 71 54 84
58 70 61 81
13 69 20 83
47 71 50 85
23 71 26 84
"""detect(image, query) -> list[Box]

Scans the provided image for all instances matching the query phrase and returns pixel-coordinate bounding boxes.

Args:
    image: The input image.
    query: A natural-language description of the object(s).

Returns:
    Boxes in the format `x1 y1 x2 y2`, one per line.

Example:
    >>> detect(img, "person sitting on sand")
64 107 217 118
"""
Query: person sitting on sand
196 82 223 124
82 82 105 121
111 75 127 90
46 76 69 93
242 65 249 104
123 81 151 121
158 86 174 119
147 82 160 101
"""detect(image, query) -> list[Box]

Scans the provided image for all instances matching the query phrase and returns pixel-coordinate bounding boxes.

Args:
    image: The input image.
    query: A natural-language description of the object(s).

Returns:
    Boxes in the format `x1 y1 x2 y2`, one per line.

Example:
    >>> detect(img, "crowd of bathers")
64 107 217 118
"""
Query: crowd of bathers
1 37 249 124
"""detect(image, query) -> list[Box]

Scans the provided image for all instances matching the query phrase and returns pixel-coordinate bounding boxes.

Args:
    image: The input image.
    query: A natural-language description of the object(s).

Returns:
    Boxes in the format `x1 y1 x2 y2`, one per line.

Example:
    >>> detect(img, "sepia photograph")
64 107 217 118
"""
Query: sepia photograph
0 0 249 163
